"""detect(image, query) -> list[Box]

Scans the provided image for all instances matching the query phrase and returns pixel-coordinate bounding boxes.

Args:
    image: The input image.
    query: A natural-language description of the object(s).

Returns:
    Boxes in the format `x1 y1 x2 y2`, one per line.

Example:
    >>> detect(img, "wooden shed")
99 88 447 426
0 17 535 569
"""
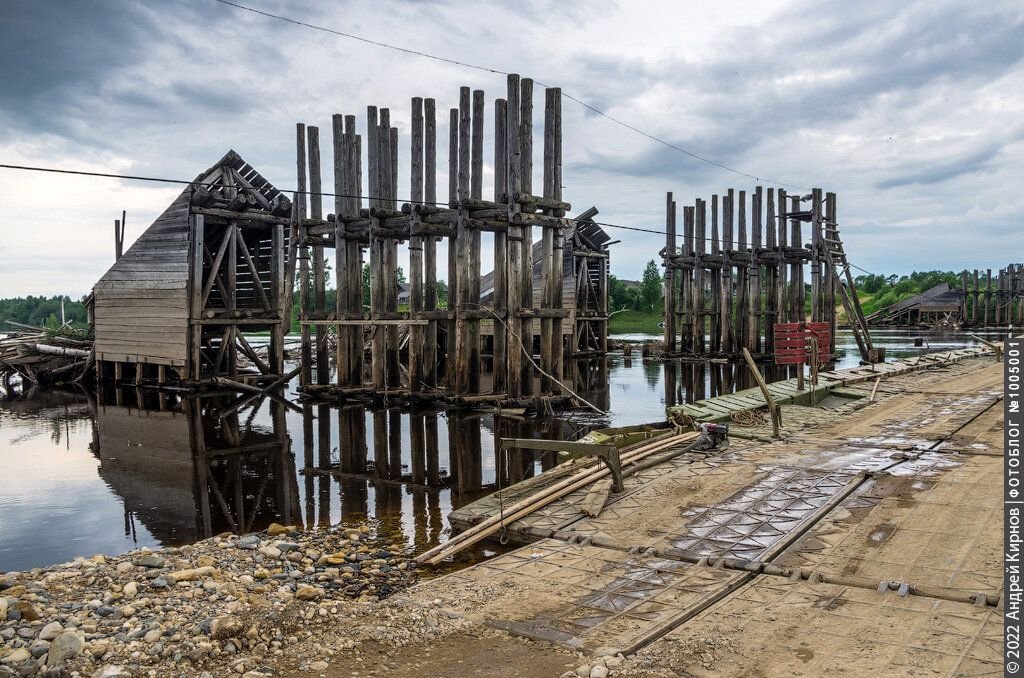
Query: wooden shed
866 283 966 327
479 210 610 355
92 151 291 383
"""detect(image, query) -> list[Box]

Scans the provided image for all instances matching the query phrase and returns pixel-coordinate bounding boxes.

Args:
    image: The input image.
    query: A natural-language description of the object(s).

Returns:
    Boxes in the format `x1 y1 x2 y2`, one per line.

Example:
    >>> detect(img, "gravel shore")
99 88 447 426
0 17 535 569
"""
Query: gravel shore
0 522 468 677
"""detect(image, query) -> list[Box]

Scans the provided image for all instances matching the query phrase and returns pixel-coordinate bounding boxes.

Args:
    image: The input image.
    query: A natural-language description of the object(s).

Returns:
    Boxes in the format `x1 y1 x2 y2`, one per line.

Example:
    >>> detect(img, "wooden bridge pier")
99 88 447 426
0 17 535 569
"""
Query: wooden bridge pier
661 186 849 366
294 75 610 410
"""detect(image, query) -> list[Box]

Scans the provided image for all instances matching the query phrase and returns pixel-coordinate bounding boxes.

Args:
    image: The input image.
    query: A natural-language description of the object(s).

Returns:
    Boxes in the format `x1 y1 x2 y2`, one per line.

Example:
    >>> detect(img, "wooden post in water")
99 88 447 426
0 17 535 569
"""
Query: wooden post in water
368 107 385 390
409 97 424 392
423 99 438 387
454 87 472 395
550 88 566 373
519 77 535 397
709 194 720 356
492 97 508 393
540 88 556 393
737 189 753 352
763 188 775 360
446 107 459 386
721 190 733 357
825 192 838 355
972 269 980 325
985 269 992 326
307 126 329 385
695 199 706 354
751 188 762 353
506 74 524 399
664 192 677 354
810 189 823 324
790 196 803 324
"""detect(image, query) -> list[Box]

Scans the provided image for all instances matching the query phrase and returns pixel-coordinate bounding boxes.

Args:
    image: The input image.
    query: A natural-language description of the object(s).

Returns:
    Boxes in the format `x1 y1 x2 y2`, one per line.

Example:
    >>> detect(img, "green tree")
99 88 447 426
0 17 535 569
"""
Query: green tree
361 264 407 307
637 260 664 312
608 275 636 311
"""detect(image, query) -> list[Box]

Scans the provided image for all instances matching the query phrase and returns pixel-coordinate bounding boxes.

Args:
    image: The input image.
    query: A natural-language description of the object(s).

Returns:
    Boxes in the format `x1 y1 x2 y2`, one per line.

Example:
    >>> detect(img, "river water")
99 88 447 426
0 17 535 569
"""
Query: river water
0 329 1005 572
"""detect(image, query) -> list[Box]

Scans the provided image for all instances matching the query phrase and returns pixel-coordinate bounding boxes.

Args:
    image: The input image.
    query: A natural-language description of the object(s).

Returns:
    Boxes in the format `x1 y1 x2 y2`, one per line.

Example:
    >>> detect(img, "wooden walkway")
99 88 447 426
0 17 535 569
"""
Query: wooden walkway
405 347 1003 675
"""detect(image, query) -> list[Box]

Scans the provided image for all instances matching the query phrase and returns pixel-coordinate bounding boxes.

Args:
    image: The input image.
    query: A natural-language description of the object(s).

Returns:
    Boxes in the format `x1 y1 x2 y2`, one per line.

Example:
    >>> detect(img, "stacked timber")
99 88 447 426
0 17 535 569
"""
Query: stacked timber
0 324 94 394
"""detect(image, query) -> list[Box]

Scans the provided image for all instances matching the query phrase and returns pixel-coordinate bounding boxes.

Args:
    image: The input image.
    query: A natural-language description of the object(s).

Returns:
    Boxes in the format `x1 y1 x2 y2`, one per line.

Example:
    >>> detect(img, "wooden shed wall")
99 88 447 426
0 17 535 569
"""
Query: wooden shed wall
93 189 191 367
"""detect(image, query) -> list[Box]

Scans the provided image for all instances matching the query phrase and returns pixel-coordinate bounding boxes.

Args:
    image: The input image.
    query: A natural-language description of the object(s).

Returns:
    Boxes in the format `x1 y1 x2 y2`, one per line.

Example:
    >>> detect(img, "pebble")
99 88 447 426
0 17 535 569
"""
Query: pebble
295 585 322 601
93 667 132 678
590 666 609 678
46 631 84 666
1 647 30 665
236 535 260 549
210 616 244 640
0 523 420 677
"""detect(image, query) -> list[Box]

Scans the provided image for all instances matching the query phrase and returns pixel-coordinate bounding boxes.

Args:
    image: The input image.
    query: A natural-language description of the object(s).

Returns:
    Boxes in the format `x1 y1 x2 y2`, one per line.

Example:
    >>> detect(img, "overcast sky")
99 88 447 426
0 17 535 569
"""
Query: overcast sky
1 0 1021 298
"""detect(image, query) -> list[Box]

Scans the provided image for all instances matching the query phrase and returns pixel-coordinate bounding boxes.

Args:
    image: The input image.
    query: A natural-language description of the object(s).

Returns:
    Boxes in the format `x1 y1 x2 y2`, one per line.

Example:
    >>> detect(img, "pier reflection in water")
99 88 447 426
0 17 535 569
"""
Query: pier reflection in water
0 330 1001 571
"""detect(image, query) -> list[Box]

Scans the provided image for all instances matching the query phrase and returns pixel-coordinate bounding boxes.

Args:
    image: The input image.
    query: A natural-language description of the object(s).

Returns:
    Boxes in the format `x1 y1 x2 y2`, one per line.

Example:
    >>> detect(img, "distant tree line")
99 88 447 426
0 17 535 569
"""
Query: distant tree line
0 295 89 331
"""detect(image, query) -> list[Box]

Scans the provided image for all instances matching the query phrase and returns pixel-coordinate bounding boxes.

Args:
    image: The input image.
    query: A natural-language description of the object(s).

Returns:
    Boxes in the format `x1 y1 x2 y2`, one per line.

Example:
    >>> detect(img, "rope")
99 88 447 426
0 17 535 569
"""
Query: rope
669 410 697 432
730 409 768 426
462 303 607 415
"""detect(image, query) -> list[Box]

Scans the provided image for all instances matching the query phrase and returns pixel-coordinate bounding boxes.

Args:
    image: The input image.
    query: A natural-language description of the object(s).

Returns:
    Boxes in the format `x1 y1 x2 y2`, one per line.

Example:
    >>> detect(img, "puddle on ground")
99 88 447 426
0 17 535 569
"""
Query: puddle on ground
795 647 815 663
866 524 897 546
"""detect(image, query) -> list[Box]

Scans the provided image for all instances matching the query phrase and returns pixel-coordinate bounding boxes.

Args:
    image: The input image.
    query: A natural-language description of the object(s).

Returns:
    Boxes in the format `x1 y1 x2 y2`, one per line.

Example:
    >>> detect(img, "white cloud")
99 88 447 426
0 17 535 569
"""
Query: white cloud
0 0 1021 297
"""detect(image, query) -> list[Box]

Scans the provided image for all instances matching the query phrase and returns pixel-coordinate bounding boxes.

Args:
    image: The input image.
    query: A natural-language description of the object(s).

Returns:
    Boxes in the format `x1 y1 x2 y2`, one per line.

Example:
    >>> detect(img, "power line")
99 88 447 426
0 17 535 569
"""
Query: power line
210 0 811 191
0 162 835 252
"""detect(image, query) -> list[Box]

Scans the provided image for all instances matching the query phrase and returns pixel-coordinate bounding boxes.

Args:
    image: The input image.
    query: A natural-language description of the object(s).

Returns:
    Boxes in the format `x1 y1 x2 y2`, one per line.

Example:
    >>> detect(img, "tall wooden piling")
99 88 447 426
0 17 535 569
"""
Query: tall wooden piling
288 76 602 408
660 184 853 368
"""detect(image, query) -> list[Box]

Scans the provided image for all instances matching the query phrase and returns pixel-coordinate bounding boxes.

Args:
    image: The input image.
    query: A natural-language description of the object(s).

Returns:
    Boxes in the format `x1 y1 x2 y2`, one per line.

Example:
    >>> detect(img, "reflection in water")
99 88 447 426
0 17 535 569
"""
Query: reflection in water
94 387 300 545
0 329 1004 571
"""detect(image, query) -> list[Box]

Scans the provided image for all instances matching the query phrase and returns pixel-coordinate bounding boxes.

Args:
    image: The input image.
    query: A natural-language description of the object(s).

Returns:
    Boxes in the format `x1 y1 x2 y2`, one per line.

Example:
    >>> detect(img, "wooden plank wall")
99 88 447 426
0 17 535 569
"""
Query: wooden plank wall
93 188 191 367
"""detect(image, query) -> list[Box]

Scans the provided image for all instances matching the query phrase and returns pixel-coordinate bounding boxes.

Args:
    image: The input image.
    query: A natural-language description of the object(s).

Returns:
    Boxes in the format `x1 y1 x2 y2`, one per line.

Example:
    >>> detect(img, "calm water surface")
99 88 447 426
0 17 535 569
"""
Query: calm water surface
0 329 1004 571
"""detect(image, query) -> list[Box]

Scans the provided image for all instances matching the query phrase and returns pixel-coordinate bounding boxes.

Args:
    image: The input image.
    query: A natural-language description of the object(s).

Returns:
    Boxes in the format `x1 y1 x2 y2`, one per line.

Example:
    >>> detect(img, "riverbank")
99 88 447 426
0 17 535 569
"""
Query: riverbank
0 522 470 677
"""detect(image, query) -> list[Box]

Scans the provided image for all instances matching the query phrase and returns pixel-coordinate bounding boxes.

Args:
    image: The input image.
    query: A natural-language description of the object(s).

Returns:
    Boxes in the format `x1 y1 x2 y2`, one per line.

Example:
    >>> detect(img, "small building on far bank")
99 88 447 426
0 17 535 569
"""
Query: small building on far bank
866 283 965 327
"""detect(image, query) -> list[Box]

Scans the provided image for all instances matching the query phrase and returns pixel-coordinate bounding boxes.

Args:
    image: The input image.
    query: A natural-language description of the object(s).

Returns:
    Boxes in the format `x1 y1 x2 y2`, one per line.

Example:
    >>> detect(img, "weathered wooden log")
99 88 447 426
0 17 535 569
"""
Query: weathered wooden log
24 343 90 358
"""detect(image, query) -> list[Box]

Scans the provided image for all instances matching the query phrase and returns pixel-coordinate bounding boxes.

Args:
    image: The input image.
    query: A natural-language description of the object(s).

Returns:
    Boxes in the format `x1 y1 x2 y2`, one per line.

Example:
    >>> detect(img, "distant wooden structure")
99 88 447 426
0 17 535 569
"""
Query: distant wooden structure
866 283 966 327
296 75 609 408
661 188 874 366
92 151 291 385
479 213 611 358
864 265 1024 328
960 264 1023 328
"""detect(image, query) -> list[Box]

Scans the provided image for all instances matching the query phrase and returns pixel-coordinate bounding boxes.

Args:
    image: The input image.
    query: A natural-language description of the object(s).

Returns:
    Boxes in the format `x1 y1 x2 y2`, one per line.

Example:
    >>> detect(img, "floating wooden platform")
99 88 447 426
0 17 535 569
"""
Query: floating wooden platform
403 346 1003 674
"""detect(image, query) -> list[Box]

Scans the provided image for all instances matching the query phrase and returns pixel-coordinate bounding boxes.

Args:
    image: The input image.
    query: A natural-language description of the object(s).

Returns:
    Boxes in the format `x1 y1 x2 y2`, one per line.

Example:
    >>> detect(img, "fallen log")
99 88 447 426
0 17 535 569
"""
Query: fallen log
23 343 91 358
